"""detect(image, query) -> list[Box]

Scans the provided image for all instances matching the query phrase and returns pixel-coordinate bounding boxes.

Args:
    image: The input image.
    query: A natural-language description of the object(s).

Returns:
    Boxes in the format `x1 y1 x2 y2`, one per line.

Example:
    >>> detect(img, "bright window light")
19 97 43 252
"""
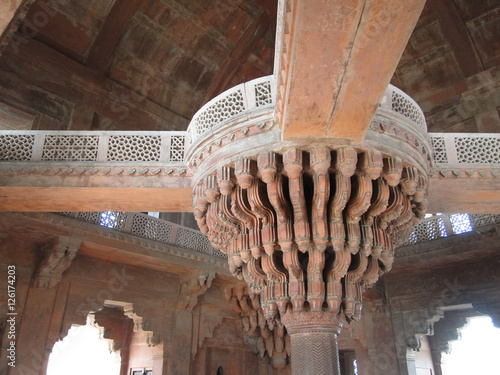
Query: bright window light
47 323 121 375
441 316 500 375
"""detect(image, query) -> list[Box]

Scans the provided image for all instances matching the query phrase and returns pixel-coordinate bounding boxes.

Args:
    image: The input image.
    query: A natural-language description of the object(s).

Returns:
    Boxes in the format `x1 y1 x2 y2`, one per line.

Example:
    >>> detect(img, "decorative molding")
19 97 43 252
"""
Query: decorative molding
177 270 215 310
34 236 81 289
0 164 191 177
19 212 230 270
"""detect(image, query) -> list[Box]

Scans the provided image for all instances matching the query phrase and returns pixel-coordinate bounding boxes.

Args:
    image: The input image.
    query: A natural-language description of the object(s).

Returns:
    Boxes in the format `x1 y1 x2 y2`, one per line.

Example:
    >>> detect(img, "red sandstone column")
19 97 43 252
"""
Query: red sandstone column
283 311 344 375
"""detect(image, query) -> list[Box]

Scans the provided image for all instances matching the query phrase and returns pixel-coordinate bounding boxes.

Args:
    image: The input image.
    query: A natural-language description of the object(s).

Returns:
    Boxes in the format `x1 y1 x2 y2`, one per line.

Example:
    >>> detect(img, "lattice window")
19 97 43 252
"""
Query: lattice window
454 137 500 164
255 81 272 107
391 91 426 129
130 215 172 243
76 212 100 224
170 135 185 161
431 136 448 164
469 214 500 229
406 216 447 245
175 228 214 254
42 135 99 161
107 135 161 162
211 247 228 259
449 214 473 235
194 89 245 136
99 211 127 230
0 134 35 161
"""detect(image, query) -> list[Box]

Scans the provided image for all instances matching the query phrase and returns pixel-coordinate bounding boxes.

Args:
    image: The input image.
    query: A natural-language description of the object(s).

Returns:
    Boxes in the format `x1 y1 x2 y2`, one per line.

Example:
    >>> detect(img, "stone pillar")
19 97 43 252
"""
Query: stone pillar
283 311 343 375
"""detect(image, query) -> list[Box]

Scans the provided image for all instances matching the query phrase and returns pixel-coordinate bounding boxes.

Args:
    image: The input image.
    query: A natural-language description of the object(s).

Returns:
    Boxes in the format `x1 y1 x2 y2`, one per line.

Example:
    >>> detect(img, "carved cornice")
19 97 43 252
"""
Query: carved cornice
395 222 500 260
18 212 230 271
431 167 500 179
0 164 190 178
187 120 276 171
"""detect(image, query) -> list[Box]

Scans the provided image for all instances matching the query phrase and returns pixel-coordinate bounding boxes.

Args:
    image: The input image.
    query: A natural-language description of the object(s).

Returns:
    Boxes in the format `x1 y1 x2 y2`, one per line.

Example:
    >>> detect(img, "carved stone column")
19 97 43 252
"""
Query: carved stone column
186 74 431 373
283 311 343 375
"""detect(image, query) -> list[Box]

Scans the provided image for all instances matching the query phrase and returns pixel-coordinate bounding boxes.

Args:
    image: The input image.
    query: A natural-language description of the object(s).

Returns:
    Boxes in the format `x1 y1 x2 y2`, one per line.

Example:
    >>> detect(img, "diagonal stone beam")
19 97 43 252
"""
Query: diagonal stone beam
0 0 35 56
275 0 426 140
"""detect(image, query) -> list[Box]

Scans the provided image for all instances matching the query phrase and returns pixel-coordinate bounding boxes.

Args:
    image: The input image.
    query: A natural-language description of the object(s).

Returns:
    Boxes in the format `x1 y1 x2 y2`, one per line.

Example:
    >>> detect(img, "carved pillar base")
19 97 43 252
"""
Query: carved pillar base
283 311 344 375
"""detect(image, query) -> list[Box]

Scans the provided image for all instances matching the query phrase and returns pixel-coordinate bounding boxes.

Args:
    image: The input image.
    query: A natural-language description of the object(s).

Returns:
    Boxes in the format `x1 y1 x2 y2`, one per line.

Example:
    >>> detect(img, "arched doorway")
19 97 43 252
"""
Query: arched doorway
47 314 121 375
441 316 500 374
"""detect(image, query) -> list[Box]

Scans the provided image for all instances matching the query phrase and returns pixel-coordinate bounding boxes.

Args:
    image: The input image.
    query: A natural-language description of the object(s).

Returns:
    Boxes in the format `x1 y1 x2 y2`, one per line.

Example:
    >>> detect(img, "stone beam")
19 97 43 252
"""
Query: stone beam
0 0 35 55
429 0 483 78
0 186 193 212
428 173 500 213
86 0 145 74
276 0 426 140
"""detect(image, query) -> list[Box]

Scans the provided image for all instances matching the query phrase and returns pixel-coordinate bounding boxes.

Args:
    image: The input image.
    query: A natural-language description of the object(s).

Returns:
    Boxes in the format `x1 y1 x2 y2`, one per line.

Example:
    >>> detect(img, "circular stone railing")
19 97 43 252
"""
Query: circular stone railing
186 75 276 148
378 85 427 132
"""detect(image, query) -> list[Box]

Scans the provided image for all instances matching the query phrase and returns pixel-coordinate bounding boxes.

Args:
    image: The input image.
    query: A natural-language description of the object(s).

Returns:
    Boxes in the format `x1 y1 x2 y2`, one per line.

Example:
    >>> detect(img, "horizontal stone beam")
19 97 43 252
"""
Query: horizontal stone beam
428 172 500 213
276 0 426 140
0 186 193 212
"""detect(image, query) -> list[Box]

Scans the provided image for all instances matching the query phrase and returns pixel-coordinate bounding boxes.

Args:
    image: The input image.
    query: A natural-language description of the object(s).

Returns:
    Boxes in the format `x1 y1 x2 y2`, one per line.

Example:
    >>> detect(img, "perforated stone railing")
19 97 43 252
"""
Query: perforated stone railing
0 131 187 163
187 75 275 145
59 211 227 259
405 213 500 245
1 81 429 165
430 133 500 165
379 85 428 131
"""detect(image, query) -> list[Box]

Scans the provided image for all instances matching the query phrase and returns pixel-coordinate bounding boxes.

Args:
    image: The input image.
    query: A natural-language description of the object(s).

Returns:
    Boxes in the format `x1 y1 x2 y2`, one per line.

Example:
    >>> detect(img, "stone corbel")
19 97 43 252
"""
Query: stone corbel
177 270 215 310
34 236 81 289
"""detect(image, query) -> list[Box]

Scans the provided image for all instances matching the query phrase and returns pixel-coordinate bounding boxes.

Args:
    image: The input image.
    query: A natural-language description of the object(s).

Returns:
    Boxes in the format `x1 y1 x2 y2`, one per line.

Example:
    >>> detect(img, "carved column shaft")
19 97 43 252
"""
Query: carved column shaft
284 312 344 375
289 331 340 375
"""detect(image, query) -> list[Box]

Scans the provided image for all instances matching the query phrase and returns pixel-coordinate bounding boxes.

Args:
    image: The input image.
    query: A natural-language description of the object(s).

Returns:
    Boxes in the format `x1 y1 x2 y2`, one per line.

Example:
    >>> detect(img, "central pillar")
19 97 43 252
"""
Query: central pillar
283 311 344 375
186 75 431 372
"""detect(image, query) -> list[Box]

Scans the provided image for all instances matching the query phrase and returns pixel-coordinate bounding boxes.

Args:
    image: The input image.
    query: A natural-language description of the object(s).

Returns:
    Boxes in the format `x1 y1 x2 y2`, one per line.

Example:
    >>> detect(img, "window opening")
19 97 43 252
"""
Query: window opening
441 316 500 375
46 318 120 375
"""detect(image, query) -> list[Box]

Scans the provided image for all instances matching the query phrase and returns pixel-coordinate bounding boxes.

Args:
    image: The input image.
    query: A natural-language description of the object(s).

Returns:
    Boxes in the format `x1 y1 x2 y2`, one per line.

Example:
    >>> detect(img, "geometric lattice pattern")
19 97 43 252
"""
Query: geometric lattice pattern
405 216 447 245
392 91 426 129
76 212 101 224
107 135 161 162
99 211 127 230
454 136 500 164
431 136 448 164
130 215 172 243
194 89 245 136
169 135 185 161
449 213 473 235
469 214 500 228
52 211 231 260
0 134 35 161
175 228 215 255
42 135 99 161
255 81 273 107
405 213 500 246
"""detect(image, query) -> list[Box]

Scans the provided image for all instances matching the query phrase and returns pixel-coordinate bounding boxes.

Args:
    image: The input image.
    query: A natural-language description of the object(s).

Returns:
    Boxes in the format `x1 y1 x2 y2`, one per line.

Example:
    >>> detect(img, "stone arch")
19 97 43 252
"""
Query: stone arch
59 299 160 348
48 300 162 375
